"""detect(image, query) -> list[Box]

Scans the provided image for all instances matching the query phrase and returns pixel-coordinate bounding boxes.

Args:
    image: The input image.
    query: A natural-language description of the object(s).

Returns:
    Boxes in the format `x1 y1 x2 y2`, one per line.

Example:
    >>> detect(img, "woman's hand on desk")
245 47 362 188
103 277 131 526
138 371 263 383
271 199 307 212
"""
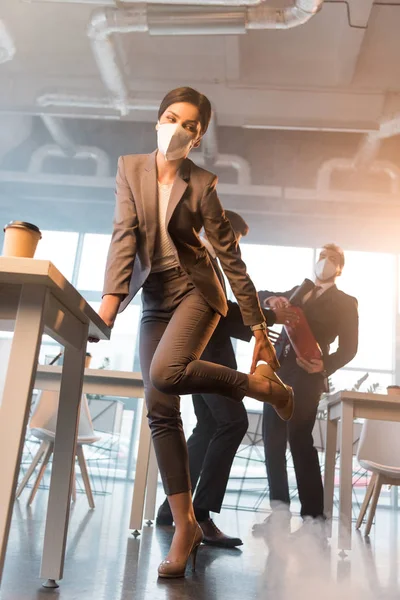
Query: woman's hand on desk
88 294 122 343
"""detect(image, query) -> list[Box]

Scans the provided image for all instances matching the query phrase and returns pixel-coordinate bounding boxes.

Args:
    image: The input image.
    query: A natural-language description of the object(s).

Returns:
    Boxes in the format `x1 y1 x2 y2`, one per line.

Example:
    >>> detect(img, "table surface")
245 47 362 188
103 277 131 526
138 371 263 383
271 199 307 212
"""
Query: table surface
36 364 142 383
0 257 110 340
325 389 400 409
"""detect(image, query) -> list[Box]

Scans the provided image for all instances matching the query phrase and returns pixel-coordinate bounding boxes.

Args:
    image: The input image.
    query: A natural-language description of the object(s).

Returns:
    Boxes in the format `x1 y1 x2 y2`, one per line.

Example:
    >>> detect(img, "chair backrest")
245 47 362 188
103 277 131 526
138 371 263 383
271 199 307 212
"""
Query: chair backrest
357 419 400 469
86 398 124 435
312 415 362 455
30 390 59 438
78 394 99 441
30 390 98 443
242 410 263 446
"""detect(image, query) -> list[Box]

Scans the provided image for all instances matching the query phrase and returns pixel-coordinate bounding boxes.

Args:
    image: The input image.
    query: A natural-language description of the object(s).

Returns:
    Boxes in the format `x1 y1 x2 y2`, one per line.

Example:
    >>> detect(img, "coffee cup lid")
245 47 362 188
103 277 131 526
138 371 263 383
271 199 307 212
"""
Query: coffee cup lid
4 221 42 238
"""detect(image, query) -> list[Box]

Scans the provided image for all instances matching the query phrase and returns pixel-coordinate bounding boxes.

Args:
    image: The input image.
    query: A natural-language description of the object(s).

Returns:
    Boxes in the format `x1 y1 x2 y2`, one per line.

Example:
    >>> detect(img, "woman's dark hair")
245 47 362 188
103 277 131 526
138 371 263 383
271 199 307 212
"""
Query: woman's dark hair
225 210 249 238
158 87 212 135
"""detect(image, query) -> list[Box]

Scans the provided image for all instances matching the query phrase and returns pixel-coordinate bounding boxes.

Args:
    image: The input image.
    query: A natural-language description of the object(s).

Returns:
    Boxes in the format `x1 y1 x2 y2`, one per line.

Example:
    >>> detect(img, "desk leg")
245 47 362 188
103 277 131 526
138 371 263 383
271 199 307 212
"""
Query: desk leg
129 401 151 534
338 401 354 551
40 331 87 585
324 410 338 537
0 285 46 583
144 443 159 523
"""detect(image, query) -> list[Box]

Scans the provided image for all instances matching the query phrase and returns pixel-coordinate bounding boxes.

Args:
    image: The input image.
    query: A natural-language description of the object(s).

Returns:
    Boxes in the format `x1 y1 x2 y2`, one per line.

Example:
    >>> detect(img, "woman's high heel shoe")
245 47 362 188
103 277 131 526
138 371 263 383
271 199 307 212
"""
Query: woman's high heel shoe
254 363 294 421
158 523 203 579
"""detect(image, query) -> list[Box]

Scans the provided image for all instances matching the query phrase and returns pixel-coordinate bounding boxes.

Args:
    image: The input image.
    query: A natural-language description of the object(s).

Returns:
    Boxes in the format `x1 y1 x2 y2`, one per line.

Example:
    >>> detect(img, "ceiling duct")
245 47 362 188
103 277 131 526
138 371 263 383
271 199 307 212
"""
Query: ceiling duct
28 0 264 6
28 144 111 176
37 93 223 168
41 115 77 157
318 114 400 193
354 115 400 169
87 1 324 115
0 20 16 64
316 158 400 196
0 115 33 164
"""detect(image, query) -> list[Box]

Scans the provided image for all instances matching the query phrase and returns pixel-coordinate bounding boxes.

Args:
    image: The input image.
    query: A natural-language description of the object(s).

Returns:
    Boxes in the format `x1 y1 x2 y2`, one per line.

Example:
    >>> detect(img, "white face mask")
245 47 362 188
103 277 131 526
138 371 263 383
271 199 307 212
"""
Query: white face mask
157 122 195 161
315 258 338 281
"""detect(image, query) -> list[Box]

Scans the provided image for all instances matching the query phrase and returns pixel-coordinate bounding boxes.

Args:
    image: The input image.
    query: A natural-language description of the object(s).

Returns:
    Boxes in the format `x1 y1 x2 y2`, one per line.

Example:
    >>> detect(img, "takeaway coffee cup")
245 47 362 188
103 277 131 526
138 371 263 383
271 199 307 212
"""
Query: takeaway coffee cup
387 385 400 397
2 221 42 258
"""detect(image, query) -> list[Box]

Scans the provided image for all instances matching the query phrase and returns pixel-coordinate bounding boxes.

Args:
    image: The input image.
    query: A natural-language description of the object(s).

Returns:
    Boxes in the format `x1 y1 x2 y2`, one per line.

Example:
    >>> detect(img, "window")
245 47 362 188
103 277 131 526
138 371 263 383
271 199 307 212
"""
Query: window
330 369 393 395
35 230 79 282
77 234 111 292
337 250 395 372
240 244 314 293
234 243 314 410
87 303 141 372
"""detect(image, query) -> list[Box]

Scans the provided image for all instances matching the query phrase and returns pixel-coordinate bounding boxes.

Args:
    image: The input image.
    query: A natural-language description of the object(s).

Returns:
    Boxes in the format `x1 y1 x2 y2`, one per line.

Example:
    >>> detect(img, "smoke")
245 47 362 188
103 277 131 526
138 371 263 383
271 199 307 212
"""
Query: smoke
255 509 398 600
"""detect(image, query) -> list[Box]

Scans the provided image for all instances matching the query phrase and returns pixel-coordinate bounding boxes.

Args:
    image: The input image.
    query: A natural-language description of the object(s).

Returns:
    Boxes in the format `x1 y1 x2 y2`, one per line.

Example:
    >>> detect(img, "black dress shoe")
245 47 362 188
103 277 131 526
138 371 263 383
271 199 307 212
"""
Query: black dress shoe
199 518 243 548
156 500 173 526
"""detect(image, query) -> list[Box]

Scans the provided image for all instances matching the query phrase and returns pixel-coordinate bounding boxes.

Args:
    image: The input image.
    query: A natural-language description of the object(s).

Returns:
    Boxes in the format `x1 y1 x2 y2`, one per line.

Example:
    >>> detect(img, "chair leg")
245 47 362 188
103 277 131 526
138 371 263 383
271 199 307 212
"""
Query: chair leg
16 441 47 499
76 446 95 509
71 460 77 503
27 442 53 506
356 472 377 530
364 473 383 537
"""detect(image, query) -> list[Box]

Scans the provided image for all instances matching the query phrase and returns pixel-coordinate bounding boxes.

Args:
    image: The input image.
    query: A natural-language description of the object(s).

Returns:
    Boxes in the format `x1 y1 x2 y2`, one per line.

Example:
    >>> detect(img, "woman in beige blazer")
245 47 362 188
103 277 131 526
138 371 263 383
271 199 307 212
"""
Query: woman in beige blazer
95 87 293 578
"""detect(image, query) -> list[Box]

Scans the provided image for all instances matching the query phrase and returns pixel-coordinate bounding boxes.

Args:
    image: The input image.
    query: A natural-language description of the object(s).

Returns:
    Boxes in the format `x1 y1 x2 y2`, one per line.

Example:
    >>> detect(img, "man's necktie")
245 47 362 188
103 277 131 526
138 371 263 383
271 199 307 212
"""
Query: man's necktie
304 285 322 305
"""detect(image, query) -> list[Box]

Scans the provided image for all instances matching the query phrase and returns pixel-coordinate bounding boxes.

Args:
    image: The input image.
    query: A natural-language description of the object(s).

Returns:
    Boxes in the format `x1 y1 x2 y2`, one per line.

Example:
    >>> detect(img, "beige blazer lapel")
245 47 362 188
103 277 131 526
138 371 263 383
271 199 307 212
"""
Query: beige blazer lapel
141 151 158 263
165 159 190 226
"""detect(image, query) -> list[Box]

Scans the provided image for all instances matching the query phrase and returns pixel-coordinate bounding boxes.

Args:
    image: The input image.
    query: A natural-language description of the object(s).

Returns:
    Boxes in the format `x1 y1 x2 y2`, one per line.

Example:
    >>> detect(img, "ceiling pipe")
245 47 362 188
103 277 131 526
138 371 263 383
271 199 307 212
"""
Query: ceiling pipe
202 111 218 166
37 92 158 112
36 93 236 172
316 158 400 195
354 114 400 169
0 115 33 164
3 170 400 213
25 139 250 184
0 20 16 64
27 0 264 6
319 115 400 191
41 115 77 157
87 1 324 115
193 152 251 185
28 144 110 176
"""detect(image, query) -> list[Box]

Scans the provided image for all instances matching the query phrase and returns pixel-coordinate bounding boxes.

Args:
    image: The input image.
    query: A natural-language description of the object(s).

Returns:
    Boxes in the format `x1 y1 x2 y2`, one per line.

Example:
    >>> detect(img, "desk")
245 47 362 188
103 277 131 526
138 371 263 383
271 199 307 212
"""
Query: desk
323 390 400 550
0 258 110 587
34 366 155 535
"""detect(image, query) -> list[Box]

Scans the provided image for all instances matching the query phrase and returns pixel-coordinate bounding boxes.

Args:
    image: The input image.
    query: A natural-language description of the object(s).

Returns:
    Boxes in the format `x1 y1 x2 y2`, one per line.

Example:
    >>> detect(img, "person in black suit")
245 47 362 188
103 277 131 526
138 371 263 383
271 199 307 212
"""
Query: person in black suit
157 211 281 547
255 243 359 526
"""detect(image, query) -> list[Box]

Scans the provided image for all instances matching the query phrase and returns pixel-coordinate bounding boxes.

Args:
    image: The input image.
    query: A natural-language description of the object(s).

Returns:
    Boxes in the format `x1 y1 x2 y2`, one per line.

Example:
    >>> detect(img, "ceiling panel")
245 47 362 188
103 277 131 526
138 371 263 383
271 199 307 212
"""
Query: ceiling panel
354 5 400 89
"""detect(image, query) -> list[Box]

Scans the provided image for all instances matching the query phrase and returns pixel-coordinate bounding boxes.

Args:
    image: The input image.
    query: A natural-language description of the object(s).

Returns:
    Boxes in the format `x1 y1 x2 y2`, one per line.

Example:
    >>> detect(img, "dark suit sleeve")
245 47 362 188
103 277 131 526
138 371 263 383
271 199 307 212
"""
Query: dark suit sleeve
258 288 297 307
201 177 264 326
224 301 252 342
324 296 359 376
224 301 277 342
102 156 139 297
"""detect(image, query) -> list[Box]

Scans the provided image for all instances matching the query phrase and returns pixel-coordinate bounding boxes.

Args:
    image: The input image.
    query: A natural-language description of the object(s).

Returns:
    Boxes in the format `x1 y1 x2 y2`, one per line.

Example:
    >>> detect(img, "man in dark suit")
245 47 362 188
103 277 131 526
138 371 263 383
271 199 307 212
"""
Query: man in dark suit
255 244 359 526
156 211 280 547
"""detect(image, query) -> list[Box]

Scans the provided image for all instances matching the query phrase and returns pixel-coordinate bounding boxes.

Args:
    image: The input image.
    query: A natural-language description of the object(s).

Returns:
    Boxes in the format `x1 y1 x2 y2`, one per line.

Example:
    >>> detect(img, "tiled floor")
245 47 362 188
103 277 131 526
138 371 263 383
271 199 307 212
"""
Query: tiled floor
1 482 399 600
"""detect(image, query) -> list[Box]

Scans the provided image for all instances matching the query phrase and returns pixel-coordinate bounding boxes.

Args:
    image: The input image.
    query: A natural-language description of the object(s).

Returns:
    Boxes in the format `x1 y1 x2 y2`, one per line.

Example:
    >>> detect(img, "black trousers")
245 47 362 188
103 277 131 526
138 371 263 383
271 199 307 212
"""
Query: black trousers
262 361 324 518
187 392 248 514
139 267 249 496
